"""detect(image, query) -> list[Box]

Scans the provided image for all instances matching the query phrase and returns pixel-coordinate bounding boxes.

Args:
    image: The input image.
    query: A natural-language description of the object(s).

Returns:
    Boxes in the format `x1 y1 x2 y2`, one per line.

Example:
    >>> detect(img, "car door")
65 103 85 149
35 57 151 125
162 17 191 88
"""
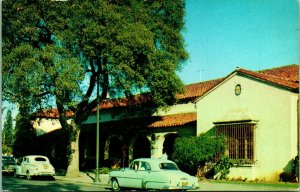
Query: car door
138 161 152 188
120 161 141 188
127 161 149 189
21 157 28 175
118 161 144 188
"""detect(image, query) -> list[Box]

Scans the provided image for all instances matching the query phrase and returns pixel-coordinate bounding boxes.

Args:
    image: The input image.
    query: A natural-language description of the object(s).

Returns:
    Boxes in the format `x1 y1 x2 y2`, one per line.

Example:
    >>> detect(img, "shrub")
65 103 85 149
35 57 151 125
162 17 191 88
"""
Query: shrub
93 167 110 174
172 134 226 175
292 155 299 182
212 156 233 180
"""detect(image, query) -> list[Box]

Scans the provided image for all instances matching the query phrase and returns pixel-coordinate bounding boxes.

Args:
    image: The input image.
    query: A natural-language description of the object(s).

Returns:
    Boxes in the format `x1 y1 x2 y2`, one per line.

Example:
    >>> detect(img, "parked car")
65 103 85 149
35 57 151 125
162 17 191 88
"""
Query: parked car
109 158 199 191
2 156 16 175
14 155 55 180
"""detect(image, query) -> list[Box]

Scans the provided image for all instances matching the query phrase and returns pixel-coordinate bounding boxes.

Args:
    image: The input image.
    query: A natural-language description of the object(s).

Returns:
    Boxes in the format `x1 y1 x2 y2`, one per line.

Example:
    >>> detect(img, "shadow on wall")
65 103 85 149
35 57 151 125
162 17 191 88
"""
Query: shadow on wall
279 155 299 182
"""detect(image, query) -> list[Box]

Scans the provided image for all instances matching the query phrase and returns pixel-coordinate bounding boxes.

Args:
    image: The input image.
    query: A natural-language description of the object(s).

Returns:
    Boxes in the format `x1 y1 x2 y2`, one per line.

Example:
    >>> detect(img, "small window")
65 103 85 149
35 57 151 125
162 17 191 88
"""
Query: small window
35 157 47 162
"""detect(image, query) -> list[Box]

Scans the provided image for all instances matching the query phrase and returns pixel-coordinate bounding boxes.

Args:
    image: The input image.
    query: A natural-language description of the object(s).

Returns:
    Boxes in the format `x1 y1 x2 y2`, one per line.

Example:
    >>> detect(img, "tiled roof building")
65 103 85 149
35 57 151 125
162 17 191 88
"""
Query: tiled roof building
33 64 299 181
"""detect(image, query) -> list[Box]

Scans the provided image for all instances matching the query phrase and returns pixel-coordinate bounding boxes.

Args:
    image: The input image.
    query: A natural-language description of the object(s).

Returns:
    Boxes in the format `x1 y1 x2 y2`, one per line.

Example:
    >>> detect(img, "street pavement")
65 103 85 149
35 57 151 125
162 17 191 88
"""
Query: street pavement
3 172 299 191
54 171 110 188
55 172 299 191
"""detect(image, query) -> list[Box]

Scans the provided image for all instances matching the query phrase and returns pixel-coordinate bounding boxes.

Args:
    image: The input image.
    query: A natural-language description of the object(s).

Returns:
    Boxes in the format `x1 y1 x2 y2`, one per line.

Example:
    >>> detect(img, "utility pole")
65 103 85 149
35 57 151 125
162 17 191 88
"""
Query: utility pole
94 75 101 184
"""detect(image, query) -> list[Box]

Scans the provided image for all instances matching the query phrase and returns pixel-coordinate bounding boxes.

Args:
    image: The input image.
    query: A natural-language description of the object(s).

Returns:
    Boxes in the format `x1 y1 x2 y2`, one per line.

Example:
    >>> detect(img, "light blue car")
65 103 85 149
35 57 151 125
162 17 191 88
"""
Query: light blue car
109 158 199 191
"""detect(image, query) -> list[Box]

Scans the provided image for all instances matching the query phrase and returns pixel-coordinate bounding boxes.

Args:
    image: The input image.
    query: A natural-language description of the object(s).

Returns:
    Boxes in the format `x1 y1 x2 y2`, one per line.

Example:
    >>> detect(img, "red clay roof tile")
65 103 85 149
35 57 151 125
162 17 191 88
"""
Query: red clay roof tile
176 78 225 100
35 109 74 118
148 113 197 128
237 64 299 90
258 64 298 82
34 65 298 118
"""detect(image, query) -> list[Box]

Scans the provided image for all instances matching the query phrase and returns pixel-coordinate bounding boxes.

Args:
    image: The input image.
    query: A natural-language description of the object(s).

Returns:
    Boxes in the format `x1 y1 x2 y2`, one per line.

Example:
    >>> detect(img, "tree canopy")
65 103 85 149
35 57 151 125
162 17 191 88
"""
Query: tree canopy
2 0 188 176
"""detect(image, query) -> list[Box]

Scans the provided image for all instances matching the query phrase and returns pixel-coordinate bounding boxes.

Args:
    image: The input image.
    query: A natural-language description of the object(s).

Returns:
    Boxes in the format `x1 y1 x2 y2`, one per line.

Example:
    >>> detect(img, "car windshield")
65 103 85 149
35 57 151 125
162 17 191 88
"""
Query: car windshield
2 156 15 165
159 162 179 170
2 159 16 165
2 156 14 161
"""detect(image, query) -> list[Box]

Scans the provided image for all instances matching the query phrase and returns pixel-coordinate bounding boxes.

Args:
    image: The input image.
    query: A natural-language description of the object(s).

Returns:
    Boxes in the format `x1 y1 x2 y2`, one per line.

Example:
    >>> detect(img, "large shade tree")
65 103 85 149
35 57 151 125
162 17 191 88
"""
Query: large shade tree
2 0 188 177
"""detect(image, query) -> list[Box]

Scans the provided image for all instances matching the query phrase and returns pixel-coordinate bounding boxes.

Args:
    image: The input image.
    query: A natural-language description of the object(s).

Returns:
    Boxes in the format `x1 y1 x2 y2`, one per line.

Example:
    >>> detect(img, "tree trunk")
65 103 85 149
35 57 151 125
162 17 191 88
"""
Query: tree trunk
65 122 81 177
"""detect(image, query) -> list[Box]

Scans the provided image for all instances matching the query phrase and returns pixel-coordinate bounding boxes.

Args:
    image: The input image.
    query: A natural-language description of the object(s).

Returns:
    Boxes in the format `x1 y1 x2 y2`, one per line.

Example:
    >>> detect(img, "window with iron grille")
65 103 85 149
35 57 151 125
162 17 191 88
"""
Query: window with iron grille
215 123 256 164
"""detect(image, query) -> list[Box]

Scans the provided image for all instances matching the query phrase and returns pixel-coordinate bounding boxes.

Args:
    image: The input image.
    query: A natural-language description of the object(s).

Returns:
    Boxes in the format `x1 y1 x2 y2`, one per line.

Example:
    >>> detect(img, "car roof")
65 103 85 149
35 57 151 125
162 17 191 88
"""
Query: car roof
133 158 174 164
132 158 177 171
23 155 49 159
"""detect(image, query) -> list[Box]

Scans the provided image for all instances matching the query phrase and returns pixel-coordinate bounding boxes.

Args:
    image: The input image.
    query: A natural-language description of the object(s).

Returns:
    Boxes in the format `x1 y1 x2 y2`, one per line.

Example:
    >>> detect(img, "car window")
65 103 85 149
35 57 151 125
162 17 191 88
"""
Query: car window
35 157 47 162
129 161 139 170
2 159 16 165
140 162 151 171
2 157 15 163
15 158 22 165
159 162 179 170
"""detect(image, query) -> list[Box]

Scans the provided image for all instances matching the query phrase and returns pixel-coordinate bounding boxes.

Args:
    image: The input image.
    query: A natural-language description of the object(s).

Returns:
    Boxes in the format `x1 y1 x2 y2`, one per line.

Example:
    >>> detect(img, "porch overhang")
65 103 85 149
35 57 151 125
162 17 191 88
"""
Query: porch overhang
99 112 197 130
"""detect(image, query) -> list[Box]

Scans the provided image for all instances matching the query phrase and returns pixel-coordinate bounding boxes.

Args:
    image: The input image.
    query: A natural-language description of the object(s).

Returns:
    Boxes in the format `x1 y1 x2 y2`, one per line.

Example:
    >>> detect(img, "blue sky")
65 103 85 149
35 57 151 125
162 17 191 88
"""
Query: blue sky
179 0 299 84
1 0 299 122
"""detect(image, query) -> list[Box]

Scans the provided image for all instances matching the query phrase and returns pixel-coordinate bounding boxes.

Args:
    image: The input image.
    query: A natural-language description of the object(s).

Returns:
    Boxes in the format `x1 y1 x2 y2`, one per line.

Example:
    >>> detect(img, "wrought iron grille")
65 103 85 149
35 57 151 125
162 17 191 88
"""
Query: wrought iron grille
215 123 256 164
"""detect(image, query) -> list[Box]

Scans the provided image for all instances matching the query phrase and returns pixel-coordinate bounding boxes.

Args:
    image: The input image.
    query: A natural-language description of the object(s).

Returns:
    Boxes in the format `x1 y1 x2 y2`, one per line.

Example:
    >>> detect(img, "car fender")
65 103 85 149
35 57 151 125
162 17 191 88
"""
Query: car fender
14 165 21 175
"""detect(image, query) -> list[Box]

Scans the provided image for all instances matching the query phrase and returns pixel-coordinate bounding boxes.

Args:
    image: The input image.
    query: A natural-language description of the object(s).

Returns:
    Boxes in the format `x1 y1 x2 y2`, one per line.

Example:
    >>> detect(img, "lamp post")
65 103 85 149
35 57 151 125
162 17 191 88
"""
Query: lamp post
94 75 101 183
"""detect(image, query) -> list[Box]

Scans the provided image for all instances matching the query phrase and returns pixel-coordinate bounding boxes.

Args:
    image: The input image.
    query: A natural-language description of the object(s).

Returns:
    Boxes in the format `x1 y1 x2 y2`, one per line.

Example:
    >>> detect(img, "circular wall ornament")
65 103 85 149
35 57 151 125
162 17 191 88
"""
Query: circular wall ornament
235 84 241 95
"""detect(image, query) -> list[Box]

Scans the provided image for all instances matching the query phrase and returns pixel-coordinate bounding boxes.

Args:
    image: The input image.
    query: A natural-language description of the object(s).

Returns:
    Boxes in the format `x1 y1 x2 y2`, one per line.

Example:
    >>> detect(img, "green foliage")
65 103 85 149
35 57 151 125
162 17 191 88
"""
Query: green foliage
212 156 233 180
3 0 187 115
172 134 226 175
3 0 187 174
93 167 111 174
292 155 299 179
13 108 37 157
2 110 15 155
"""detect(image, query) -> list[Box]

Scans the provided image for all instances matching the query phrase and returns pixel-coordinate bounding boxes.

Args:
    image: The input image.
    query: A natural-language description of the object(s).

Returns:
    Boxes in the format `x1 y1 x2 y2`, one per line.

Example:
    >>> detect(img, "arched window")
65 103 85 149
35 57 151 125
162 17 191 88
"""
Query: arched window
163 134 179 160
109 136 123 159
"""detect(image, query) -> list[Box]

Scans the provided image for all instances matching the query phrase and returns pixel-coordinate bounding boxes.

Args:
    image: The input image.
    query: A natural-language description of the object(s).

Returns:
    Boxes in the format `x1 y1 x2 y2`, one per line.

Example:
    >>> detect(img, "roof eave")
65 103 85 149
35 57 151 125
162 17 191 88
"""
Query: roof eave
238 71 299 92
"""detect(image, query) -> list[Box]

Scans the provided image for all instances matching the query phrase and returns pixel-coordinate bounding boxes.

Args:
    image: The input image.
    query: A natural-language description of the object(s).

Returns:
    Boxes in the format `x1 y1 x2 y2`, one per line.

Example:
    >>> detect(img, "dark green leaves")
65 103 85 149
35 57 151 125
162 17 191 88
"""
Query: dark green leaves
3 0 188 118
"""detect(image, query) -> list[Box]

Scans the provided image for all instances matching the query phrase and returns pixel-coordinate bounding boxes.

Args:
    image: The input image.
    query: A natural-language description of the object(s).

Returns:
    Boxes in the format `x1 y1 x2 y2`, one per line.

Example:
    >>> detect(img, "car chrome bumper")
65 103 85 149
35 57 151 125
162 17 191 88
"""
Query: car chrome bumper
162 185 199 190
2 169 14 173
33 172 55 176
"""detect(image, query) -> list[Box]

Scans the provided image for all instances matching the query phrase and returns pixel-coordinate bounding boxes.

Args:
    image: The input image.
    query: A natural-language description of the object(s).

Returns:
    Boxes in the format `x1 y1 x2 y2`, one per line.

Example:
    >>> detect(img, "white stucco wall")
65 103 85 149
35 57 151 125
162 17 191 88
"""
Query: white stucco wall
32 118 72 136
196 74 298 181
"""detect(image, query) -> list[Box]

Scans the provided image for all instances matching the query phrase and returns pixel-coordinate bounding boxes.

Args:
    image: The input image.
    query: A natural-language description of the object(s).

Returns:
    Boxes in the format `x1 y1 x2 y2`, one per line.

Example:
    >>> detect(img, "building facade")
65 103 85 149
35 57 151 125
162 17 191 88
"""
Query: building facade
32 64 298 181
195 65 299 181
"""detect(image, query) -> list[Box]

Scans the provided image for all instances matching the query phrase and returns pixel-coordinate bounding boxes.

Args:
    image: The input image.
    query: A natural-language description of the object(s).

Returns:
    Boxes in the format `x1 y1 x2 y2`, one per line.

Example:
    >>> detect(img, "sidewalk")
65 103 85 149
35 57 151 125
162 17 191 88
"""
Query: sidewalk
54 171 110 188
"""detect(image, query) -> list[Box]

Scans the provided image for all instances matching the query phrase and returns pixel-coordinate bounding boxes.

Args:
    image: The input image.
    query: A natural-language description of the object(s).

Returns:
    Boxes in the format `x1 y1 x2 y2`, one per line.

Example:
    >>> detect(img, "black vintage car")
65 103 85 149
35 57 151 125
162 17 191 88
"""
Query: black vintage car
2 156 16 175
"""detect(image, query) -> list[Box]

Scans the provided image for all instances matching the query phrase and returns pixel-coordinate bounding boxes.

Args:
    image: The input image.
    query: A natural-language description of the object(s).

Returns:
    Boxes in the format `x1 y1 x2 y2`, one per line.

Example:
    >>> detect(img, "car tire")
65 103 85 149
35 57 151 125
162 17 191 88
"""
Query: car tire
14 170 18 178
26 171 32 180
111 178 120 191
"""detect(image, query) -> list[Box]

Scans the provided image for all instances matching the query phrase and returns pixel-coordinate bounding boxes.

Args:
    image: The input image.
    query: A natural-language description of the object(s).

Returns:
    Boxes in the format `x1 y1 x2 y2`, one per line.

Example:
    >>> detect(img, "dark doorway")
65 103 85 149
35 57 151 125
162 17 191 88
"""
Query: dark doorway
106 136 123 168
163 134 179 160
133 136 151 159
109 136 123 159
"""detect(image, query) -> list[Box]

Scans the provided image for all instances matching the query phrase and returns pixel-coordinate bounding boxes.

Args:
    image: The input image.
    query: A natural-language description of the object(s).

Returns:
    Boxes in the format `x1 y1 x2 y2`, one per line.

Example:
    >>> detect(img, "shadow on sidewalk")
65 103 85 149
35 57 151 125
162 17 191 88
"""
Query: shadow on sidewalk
86 172 95 181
